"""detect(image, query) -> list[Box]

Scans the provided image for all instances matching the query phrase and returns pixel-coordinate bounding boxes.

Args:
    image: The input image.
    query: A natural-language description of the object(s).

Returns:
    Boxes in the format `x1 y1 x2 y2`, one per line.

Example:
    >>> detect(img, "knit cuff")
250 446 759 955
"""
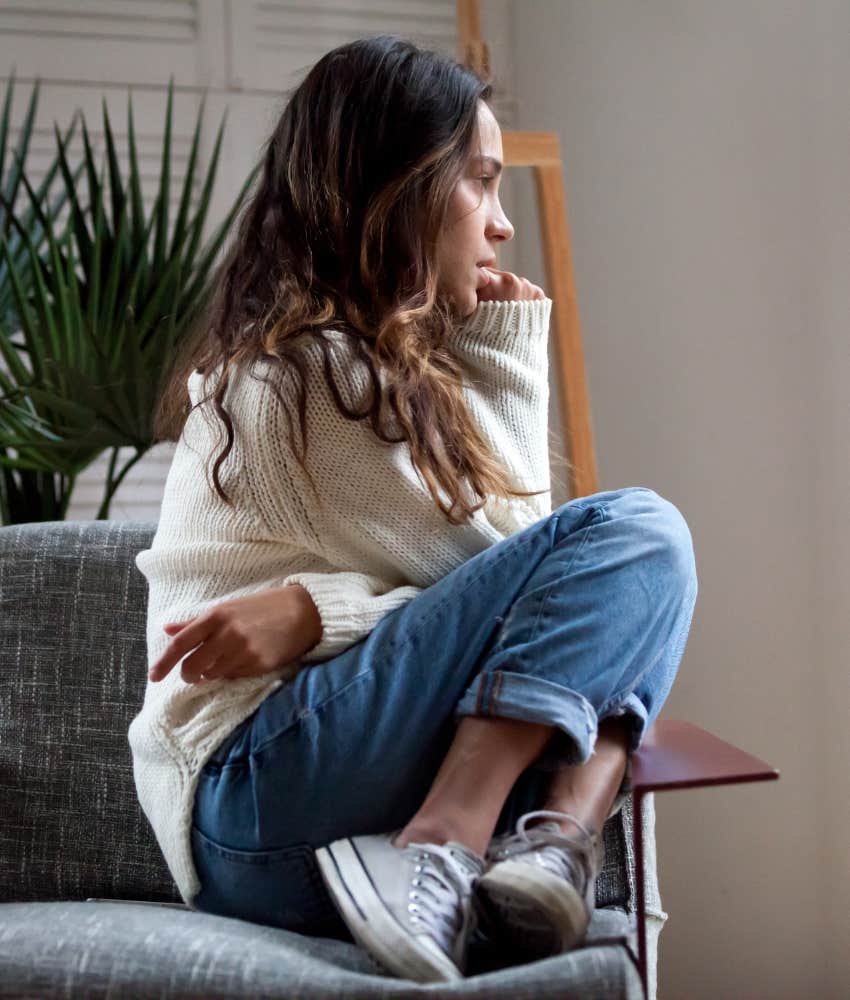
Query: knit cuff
281 572 421 663
450 297 553 368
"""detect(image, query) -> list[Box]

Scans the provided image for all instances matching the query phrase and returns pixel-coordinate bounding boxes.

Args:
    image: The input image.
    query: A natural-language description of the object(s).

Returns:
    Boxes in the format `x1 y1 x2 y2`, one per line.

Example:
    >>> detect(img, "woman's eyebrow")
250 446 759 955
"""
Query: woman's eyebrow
474 154 503 175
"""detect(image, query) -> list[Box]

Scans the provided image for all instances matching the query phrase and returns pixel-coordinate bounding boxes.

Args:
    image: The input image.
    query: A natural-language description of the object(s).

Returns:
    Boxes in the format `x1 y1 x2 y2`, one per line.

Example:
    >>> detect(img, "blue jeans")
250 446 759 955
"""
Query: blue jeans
190 486 698 939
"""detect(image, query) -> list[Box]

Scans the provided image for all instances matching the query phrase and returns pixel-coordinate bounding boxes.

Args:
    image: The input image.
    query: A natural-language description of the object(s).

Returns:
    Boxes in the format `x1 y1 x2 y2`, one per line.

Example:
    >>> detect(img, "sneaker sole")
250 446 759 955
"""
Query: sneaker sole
315 839 463 983
475 859 589 957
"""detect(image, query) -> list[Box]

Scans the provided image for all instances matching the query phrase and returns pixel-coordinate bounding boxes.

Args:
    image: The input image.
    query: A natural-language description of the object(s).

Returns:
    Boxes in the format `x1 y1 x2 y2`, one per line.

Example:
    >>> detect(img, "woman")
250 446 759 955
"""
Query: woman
129 34 698 984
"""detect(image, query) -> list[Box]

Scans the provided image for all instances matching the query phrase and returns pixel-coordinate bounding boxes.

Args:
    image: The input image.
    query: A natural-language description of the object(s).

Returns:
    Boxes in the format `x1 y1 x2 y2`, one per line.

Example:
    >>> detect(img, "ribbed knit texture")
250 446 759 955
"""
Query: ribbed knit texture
128 297 554 905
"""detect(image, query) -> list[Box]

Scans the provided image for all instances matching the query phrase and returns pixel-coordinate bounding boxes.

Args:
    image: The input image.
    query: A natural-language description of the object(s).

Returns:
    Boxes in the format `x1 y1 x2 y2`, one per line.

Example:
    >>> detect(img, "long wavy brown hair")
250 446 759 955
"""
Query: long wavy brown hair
154 33 556 526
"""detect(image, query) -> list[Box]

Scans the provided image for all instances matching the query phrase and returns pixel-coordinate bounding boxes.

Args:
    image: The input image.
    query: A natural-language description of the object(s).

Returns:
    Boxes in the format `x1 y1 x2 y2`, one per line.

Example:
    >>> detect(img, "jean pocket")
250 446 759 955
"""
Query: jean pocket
190 825 345 936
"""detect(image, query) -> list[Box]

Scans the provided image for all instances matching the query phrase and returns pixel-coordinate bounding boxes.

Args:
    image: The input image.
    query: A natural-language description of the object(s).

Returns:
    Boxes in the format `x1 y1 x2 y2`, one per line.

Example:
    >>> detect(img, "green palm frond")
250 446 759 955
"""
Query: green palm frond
0 73 261 523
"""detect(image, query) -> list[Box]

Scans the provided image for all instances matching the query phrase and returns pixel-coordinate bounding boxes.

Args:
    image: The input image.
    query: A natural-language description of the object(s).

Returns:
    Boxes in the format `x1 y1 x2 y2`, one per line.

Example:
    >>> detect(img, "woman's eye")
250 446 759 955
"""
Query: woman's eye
478 176 495 187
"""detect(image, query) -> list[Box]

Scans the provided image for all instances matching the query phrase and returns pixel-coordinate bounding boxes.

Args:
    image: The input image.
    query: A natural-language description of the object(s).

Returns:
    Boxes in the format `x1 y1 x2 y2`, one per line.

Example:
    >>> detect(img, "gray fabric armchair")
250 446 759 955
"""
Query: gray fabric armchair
0 519 667 999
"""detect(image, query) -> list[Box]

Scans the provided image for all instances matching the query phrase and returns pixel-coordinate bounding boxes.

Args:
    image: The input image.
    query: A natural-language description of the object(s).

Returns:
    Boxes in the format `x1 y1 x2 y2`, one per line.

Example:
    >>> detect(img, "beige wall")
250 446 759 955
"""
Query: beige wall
504 1 848 996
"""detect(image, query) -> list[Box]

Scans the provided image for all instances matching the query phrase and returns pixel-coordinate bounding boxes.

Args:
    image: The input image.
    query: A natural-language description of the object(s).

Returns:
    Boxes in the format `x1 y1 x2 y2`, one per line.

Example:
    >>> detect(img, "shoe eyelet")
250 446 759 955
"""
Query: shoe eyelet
408 903 420 913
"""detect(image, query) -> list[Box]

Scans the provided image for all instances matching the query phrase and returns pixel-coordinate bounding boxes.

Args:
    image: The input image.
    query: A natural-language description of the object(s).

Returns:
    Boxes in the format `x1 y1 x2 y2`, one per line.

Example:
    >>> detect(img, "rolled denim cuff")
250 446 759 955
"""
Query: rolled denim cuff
454 669 598 768
599 691 650 754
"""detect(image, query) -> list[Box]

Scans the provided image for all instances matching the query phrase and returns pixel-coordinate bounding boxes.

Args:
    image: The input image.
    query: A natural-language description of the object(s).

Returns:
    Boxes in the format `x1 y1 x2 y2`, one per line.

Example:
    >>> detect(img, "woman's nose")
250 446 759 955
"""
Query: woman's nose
488 209 514 243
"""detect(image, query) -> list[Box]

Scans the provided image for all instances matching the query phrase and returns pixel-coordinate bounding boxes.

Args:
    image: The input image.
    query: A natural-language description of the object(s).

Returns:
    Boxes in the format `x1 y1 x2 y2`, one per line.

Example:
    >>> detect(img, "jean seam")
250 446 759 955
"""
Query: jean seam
670 580 698 662
615 579 696 717
476 669 596 760
597 693 646 723
520 502 610 668
465 670 596 722
193 826 315 865
213 668 374 768
486 669 505 713
597 578 696 728
384 522 546 663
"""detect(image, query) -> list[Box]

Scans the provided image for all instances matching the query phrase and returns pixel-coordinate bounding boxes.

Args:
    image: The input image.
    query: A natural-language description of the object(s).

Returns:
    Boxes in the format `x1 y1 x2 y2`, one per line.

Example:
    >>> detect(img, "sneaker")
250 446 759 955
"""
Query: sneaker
474 809 605 960
315 831 486 982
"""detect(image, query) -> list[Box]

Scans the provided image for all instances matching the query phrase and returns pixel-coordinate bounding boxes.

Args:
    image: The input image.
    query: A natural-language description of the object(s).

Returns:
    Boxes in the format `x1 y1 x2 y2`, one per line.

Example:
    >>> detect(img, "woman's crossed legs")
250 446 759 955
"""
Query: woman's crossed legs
191 486 698 935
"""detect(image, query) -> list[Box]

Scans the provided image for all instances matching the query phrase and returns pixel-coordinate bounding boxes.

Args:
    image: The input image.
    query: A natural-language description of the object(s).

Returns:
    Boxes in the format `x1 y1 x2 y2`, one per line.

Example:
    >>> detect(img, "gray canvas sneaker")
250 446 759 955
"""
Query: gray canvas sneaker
474 809 605 960
315 831 486 982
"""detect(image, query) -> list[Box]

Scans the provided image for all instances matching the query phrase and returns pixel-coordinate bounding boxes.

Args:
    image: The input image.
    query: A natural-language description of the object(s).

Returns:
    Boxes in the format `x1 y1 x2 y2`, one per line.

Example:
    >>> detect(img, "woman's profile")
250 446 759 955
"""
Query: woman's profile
129 33 698 984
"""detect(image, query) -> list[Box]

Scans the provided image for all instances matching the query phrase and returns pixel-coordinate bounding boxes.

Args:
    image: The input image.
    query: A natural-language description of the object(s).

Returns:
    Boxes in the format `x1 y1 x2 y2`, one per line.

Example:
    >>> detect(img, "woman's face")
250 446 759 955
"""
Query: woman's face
435 101 515 318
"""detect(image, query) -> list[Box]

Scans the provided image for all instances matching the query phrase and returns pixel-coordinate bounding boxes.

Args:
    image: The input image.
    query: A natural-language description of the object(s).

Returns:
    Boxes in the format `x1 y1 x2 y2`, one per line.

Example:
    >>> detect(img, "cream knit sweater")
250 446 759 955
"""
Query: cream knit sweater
128 296 554 905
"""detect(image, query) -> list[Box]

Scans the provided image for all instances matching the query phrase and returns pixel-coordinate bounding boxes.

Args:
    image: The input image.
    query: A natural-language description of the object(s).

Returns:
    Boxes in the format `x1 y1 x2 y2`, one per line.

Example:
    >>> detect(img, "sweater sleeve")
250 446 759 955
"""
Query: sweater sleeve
227 346 436 665
448 297 554 531
228 300 553 660
281 570 421 663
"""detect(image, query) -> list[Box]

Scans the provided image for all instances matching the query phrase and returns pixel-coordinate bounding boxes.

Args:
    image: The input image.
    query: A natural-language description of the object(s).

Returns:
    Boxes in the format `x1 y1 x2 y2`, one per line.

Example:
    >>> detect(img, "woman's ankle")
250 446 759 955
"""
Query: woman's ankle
393 815 490 857
392 717 554 856
537 806 601 839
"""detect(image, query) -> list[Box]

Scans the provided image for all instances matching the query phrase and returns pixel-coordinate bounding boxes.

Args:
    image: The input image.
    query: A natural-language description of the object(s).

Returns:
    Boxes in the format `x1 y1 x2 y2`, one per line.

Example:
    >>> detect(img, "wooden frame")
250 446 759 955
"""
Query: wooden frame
457 4 598 499
500 130 599 499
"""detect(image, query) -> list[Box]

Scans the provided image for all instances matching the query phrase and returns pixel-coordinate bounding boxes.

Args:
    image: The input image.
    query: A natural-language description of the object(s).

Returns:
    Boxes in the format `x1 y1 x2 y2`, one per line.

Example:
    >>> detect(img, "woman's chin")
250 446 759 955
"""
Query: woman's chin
441 286 480 320
460 289 481 318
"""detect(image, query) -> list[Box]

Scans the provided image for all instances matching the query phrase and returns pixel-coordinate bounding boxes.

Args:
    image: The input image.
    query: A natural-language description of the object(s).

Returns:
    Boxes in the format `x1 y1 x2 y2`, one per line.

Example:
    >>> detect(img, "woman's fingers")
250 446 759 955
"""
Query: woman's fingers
176 622 268 684
478 267 546 302
163 621 191 633
149 613 217 681
150 588 318 685
179 643 227 685
196 655 238 683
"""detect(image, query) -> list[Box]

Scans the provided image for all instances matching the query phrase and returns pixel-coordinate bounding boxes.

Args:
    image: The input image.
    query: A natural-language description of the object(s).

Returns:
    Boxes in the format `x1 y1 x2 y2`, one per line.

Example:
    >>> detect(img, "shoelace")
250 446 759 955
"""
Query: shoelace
486 810 601 897
401 841 483 958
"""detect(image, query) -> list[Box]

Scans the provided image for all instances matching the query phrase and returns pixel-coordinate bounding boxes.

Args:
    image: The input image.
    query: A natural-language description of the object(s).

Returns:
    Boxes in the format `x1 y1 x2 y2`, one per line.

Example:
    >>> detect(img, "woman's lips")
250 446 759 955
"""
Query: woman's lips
477 266 491 286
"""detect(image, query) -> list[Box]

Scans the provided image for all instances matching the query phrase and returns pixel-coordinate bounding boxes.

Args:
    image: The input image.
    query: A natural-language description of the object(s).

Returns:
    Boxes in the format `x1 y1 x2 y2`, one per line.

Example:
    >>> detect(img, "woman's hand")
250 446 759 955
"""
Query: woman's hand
148 583 323 685
477 267 546 304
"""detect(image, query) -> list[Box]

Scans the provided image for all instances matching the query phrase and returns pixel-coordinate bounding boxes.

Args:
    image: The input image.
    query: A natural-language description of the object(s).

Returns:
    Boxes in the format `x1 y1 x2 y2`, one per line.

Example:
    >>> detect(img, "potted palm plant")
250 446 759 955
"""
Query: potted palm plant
0 72 260 523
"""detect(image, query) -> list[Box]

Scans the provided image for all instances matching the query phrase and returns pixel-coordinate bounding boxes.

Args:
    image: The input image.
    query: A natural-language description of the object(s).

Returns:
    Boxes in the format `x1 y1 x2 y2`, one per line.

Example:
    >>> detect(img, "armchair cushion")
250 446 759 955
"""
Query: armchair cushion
0 900 643 998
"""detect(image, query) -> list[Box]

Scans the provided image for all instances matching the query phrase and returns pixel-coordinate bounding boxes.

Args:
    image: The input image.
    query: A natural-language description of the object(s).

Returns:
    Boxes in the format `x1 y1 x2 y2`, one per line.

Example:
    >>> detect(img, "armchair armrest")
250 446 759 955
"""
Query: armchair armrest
629 720 779 997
